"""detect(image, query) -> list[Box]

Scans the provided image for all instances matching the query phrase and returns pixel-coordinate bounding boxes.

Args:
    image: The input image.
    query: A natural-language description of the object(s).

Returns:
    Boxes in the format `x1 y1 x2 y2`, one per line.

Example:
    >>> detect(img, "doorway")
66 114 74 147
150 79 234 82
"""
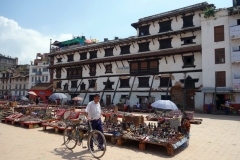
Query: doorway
216 94 225 110
106 95 111 106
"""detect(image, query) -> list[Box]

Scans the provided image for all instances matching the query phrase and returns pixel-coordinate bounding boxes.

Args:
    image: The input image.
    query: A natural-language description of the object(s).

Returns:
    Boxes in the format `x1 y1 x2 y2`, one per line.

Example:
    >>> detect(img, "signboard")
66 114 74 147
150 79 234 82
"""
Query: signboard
116 67 129 73
230 25 240 39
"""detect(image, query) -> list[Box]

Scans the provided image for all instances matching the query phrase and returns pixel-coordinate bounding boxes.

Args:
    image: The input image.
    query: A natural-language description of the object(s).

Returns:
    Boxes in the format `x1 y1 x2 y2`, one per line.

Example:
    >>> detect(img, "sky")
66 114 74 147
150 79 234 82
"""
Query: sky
0 0 232 64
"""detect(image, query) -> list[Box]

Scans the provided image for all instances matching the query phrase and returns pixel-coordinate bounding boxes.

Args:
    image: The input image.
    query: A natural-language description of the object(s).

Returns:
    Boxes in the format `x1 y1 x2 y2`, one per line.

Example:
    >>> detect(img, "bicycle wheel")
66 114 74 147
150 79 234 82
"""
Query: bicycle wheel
88 130 106 159
63 125 77 150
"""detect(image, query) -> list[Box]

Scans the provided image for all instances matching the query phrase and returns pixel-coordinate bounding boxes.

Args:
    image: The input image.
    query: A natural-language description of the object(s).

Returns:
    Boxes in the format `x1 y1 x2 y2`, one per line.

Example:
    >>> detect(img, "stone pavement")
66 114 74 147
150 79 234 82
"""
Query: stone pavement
0 113 240 160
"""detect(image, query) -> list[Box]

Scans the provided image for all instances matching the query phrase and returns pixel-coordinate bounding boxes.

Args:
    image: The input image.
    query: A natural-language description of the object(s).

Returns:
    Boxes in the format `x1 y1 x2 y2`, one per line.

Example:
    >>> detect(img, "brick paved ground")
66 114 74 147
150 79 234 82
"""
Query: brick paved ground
0 113 239 160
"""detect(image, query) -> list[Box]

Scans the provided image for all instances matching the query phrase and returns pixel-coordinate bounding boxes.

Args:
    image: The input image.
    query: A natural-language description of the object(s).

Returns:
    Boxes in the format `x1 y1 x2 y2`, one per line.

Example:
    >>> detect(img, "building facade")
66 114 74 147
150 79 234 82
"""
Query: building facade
0 54 18 70
49 2 213 110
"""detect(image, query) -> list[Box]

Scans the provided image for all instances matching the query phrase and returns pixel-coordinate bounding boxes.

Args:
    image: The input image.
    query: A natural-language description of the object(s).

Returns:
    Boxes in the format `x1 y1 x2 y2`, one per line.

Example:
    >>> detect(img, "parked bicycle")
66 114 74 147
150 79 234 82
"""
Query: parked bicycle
62 111 106 158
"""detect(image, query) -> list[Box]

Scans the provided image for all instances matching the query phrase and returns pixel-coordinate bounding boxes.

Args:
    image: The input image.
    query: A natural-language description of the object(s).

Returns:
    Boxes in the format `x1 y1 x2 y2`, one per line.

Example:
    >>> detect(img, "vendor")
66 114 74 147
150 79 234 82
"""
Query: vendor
180 112 190 134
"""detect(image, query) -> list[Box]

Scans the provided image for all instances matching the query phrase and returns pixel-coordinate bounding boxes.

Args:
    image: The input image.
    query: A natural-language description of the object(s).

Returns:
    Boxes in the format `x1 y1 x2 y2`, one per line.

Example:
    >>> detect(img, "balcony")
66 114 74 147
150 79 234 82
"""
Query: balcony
231 47 240 63
230 25 240 40
35 71 42 75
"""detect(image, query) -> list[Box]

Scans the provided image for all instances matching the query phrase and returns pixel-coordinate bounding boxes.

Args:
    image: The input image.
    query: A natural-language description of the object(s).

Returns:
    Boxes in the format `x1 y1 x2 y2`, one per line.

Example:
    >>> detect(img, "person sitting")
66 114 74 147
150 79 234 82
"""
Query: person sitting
136 102 140 109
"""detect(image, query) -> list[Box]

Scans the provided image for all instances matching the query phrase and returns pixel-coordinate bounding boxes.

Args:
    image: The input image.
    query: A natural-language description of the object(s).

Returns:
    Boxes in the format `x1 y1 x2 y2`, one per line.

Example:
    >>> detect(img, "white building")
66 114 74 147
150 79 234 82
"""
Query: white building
49 2 214 111
28 53 50 89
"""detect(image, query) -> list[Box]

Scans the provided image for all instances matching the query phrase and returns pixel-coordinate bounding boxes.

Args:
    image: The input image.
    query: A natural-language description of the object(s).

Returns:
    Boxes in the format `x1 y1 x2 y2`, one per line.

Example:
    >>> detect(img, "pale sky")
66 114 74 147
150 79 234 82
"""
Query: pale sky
0 0 232 64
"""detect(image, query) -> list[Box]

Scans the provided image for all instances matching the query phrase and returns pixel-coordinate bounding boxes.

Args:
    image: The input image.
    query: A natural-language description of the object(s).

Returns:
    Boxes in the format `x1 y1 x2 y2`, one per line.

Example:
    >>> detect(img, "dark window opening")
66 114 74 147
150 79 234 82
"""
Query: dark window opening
119 79 130 88
237 19 240 25
80 82 86 90
67 54 74 62
159 20 172 33
67 67 82 78
56 69 61 78
159 38 172 49
159 77 172 87
104 48 114 57
89 79 96 88
138 77 150 87
182 15 194 28
180 76 198 89
89 64 96 76
138 25 150 36
80 52 87 60
182 55 195 68
161 95 171 100
138 42 150 52
120 45 131 54
57 58 62 63
181 36 196 45
214 25 224 42
103 79 114 90
89 51 98 59
216 71 226 87
71 80 77 88
215 48 225 64
56 81 62 89
105 64 112 73
63 83 69 90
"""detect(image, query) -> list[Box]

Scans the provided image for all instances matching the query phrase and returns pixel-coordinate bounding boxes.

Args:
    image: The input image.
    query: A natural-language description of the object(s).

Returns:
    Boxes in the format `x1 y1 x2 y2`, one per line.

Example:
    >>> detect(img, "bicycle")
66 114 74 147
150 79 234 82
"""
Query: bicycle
62 112 106 158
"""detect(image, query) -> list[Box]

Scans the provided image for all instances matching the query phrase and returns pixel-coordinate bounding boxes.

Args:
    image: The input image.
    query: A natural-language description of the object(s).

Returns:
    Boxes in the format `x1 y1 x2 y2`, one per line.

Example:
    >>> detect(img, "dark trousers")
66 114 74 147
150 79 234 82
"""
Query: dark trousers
90 119 103 148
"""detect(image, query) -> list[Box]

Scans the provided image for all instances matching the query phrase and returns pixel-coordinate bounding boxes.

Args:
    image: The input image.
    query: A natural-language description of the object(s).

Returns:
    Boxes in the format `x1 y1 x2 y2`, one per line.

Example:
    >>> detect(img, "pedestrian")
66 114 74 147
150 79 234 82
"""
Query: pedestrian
225 99 230 115
36 96 39 105
85 94 104 151
125 97 131 112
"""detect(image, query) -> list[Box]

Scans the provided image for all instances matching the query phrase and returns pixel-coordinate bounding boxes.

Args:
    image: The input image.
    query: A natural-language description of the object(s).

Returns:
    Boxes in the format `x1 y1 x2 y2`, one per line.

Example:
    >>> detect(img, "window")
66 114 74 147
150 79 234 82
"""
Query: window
130 62 139 73
180 76 198 89
80 82 86 90
138 25 150 36
42 76 44 81
104 48 114 57
32 69 37 73
130 60 159 74
215 48 225 64
19 84 21 89
138 77 150 87
120 45 131 54
159 38 172 49
46 76 48 81
23 84 26 89
57 58 62 63
182 15 194 28
80 52 87 60
67 54 74 62
67 67 82 78
182 55 195 68
159 20 172 33
32 77 34 82
119 79 130 88
89 51 98 59
71 80 77 88
138 42 150 52
161 95 171 100
216 71 226 87
140 61 148 72
103 79 114 90
149 60 158 73
63 83 68 90
181 36 196 45
89 64 96 76
105 64 112 73
159 77 172 87
214 25 224 42
56 81 62 89
89 79 96 88
43 68 48 72
15 84 17 89
35 77 37 81
56 69 61 78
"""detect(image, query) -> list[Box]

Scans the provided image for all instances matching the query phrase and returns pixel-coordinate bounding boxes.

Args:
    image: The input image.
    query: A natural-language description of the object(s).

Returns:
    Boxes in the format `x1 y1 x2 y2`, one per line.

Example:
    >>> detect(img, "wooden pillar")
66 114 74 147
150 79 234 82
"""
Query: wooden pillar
148 75 155 101
112 77 120 104
166 74 172 99
82 78 93 105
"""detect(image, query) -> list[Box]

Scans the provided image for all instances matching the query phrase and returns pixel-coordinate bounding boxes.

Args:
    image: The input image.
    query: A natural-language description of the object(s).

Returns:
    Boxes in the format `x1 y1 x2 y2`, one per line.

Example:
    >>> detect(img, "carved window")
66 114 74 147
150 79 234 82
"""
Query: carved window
181 36 196 45
120 45 131 54
105 64 112 73
159 20 172 33
119 79 130 88
159 38 172 49
80 52 87 60
67 54 74 62
138 25 150 36
56 81 62 89
71 80 77 88
63 83 69 90
138 77 150 88
56 69 61 78
89 51 97 59
80 82 86 90
182 15 194 28
103 79 114 90
104 48 114 57
89 79 96 88
138 42 150 52
159 77 172 87
182 55 195 68
89 64 96 76
57 58 62 63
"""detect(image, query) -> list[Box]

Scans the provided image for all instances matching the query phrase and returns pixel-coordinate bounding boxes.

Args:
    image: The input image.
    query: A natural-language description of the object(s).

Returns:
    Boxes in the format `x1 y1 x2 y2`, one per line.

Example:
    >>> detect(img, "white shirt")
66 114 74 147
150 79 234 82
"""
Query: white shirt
136 103 140 108
85 101 101 119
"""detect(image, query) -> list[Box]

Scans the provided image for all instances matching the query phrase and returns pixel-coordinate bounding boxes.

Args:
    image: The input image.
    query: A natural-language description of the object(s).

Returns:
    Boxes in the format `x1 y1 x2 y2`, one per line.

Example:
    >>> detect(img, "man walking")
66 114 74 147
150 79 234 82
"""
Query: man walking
85 94 104 151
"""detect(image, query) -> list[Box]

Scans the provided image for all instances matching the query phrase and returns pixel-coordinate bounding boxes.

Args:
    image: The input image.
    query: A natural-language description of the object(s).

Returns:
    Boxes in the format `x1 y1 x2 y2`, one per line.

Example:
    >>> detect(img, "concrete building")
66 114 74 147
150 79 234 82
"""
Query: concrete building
49 2 213 110
0 54 18 70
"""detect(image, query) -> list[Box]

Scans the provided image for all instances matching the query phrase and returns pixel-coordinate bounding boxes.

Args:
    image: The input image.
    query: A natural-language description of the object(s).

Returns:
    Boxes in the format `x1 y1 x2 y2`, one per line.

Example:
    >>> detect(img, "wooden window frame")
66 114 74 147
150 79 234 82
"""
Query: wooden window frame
214 25 224 42
158 20 172 33
80 52 87 60
88 79 96 88
63 83 69 90
56 81 62 89
89 51 98 59
119 79 130 88
138 77 150 88
159 38 173 49
216 71 226 87
120 45 131 54
182 55 196 68
181 36 196 45
104 48 114 57
215 48 225 64
71 80 78 88
182 15 194 28
89 64 96 76
67 54 74 62
138 42 150 52
130 60 159 74
105 64 113 73
80 82 86 90
56 68 61 78
159 77 172 87
138 25 150 36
